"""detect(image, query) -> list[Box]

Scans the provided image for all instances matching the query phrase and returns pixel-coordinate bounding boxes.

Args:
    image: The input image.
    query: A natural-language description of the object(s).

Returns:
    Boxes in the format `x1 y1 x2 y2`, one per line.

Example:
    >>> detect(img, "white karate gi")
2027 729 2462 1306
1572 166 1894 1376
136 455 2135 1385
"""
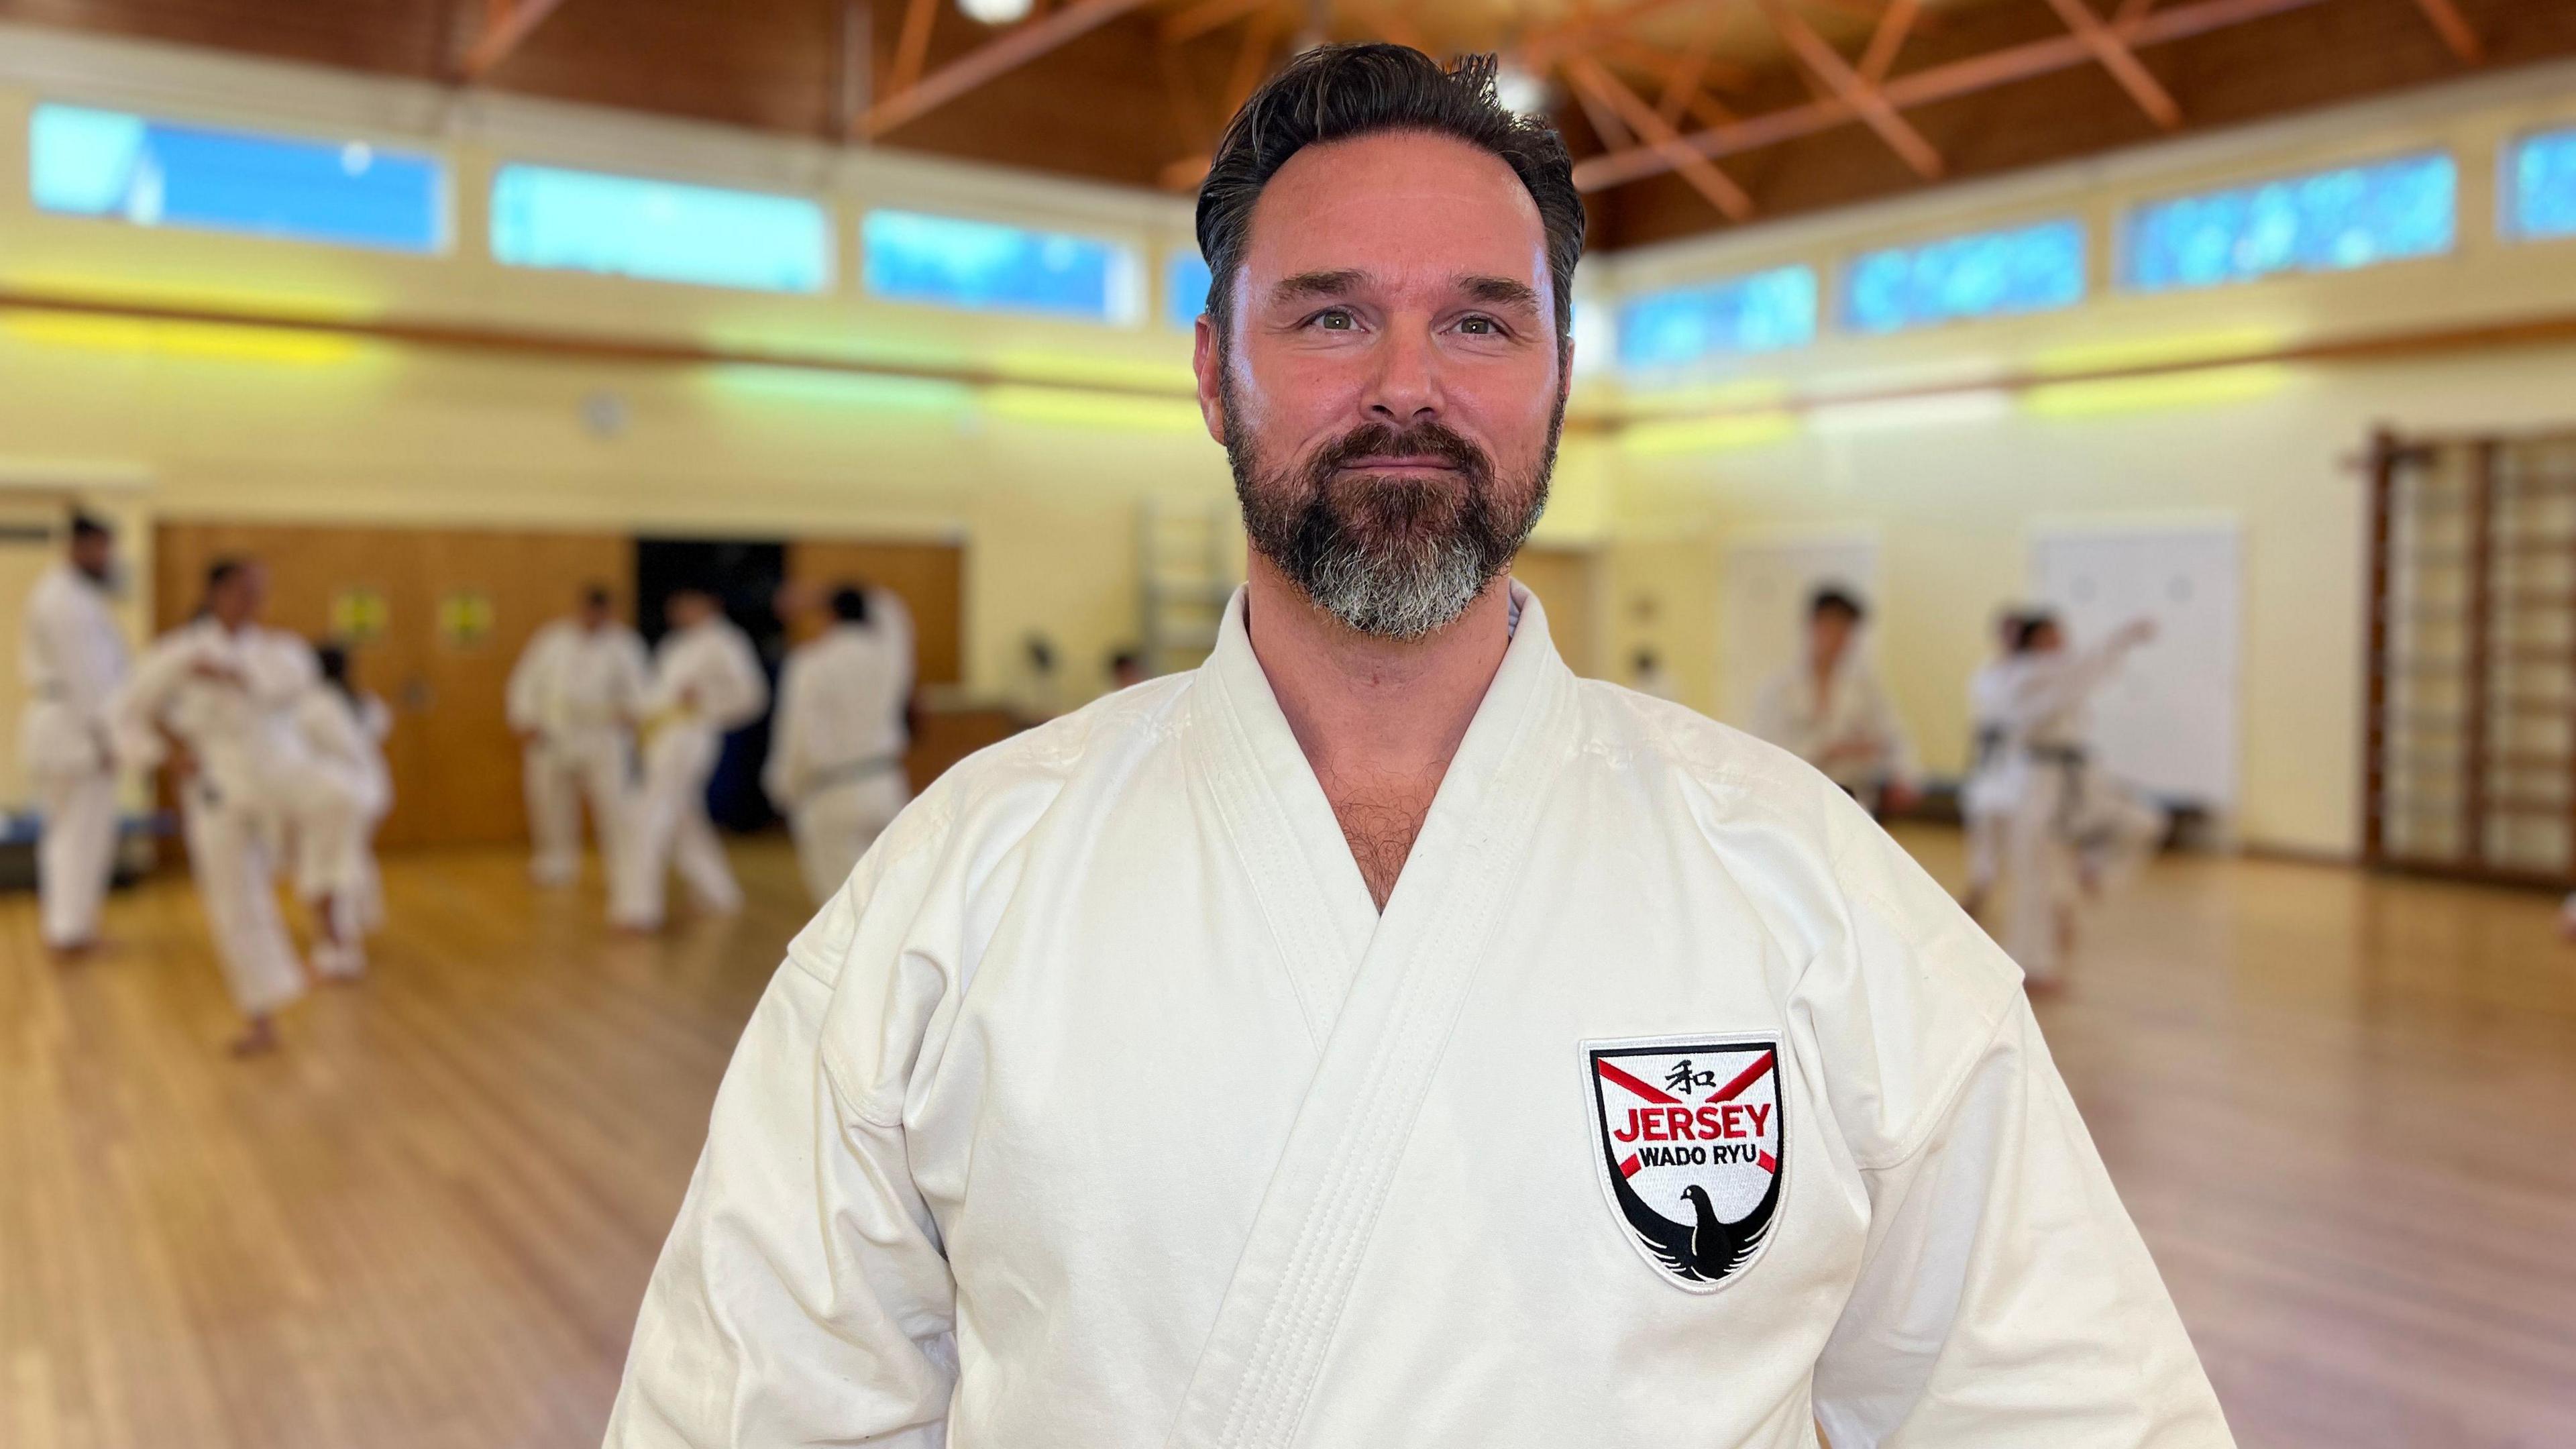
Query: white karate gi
293 686 393 944
762 603 914 905
1986 636 2169 983
1959 655 2017 902
1750 651 1916 802
508 618 651 885
606 586 2230 1449
18 562 129 949
115 619 329 1016
608 617 768 930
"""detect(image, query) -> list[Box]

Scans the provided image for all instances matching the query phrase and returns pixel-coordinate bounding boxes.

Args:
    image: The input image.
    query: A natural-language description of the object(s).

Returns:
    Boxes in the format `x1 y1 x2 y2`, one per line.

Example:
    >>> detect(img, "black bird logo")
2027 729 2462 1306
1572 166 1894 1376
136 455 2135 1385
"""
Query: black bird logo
1608 1160 1780 1284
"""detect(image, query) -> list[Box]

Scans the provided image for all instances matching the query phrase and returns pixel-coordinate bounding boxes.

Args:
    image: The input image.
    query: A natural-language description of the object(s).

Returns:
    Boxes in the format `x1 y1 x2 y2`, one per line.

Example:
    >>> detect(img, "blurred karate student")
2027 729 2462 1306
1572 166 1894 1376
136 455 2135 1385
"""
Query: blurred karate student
1751 586 1917 814
19 511 129 958
115 559 341 1055
1987 610 2167 987
293 644 393 976
507 584 649 887
1957 606 2029 918
608 586 767 932
764 584 914 904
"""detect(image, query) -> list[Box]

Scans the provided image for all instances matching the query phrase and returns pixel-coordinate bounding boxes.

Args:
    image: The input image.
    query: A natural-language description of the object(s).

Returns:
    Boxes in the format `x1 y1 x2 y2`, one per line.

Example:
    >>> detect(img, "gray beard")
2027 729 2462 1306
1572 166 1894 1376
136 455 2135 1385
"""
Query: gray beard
1224 383 1559 641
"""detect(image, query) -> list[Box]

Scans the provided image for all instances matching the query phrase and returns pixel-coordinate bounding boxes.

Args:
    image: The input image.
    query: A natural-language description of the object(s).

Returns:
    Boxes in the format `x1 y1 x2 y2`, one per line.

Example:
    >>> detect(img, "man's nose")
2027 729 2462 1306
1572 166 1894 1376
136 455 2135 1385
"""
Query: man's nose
1364 323 1443 425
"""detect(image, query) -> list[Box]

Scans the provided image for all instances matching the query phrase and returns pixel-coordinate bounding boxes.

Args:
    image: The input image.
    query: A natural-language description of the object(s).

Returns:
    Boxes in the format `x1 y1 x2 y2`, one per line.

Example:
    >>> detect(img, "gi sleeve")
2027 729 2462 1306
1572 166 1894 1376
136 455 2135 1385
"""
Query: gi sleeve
505 627 553 735
604 835 957 1449
1807 804 2232 1448
107 638 189 772
761 655 806 811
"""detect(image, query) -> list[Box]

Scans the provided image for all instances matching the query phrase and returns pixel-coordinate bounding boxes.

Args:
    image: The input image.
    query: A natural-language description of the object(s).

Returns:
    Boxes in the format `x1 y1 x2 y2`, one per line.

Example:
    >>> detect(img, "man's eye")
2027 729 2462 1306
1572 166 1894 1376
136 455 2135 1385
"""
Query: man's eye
1458 315 1499 335
1311 309 1355 331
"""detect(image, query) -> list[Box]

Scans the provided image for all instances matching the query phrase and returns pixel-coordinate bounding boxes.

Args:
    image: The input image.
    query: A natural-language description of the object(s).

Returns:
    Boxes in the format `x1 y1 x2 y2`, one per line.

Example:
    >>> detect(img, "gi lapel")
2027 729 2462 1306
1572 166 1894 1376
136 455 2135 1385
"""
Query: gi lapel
1185 593 1382 1046
1167 582 1580 1449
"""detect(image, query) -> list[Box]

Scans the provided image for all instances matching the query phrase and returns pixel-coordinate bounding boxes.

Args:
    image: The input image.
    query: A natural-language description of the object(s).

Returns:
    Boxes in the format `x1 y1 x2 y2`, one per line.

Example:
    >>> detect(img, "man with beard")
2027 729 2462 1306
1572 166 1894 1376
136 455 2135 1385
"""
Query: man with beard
606 46 2230 1449
19 512 129 959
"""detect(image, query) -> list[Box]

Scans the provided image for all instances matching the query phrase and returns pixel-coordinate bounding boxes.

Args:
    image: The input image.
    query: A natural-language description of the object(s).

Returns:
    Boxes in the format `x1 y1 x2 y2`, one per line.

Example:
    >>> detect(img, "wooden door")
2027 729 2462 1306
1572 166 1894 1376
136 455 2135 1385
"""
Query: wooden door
154 523 628 849
784 539 965 686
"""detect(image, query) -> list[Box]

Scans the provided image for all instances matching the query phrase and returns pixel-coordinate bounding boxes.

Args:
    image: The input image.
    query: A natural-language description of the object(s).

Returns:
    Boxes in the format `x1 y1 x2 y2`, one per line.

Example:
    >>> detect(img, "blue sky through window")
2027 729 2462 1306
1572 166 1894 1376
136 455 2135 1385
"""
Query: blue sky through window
490 164 830 292
864 210 1129 321
31 102 444 252
1843 219 2086 333
1616 265 1817 371
2508 127 2576 240
1165 250 1214 330
2123 152 2455 291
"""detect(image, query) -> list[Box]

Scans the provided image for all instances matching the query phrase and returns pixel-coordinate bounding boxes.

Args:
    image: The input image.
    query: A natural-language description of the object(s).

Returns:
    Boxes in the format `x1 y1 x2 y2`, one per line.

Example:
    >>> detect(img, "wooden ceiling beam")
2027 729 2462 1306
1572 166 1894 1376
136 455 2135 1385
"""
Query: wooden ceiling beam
1752 0 1944 178
865 0 1159 137
2043 0 2183 129
1163 0 1275 44
2410 0 2484 62
1564 56 1756 221
1655 21 1729 127
1348 0 1432 54
458 0 574 82
1857 0 1919 84
1574 0 2328 191
1568 68 1640 152
1222 6 1285 115
888 0 941 98
1518 0 1707 68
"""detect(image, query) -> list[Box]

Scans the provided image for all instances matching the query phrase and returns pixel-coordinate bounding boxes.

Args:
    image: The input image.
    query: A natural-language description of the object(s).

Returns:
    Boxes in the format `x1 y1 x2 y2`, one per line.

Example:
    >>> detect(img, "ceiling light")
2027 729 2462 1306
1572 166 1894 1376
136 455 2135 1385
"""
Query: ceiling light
958 0 1032 24
1494 62 1550 118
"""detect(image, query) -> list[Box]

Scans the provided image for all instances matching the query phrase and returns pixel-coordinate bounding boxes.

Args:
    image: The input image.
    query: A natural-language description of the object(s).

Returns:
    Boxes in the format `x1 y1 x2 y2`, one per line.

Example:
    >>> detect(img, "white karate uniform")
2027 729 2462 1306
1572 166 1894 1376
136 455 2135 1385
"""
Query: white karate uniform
1986 638 2169 983
292 686 393 945
762 604 914 905
606 586 2230 1449
1959 655 2017 900
1750 650 1917 800
114 619 327 1016
18 563 129 949
608 617 768 930
508 619 651 885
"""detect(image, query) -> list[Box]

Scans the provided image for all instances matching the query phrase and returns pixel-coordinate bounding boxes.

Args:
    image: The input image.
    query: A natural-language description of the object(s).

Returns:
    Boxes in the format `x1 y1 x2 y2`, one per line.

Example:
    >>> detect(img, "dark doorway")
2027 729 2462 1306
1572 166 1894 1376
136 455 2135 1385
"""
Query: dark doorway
634 537 786 833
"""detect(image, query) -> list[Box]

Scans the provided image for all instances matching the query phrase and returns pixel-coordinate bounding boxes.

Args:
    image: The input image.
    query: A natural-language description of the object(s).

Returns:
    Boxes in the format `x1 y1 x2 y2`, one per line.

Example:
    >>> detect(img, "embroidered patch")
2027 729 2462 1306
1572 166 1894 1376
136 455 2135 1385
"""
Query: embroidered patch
1581 1035 1785 1292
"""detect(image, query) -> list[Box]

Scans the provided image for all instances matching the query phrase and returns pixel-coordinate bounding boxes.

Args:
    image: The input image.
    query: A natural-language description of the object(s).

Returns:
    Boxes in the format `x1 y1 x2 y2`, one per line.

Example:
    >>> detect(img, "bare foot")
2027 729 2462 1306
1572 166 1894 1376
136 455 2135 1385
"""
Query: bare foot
47 938 99 965
229 1016 281 1057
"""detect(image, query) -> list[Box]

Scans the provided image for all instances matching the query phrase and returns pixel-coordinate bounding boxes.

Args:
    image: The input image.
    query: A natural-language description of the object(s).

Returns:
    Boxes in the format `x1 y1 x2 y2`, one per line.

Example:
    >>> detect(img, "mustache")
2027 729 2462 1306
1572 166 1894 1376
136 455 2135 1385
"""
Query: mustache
1305 420 1494 488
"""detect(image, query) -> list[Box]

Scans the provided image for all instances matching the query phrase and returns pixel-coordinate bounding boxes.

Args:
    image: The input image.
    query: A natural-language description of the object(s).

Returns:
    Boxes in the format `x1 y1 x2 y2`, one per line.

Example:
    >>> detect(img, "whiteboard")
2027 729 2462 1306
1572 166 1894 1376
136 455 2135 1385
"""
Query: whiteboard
1719 533 1882 729
2027 523 2241 810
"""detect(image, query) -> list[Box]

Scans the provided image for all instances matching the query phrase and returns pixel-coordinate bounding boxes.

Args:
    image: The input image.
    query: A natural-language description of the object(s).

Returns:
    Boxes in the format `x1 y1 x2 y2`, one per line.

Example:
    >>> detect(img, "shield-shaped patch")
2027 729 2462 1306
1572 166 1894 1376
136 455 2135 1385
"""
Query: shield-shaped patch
1581 1035 1784 1292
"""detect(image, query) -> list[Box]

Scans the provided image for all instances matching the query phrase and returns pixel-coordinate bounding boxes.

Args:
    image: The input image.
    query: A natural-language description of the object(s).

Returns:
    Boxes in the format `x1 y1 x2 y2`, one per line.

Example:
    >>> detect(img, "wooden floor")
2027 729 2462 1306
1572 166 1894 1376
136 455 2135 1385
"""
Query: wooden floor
1 830 2571 1449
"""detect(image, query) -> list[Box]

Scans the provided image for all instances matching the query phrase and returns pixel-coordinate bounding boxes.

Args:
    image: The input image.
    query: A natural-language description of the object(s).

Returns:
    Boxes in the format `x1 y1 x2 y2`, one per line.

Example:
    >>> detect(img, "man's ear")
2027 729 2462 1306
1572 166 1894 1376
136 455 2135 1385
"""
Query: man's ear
1193 313 1228 447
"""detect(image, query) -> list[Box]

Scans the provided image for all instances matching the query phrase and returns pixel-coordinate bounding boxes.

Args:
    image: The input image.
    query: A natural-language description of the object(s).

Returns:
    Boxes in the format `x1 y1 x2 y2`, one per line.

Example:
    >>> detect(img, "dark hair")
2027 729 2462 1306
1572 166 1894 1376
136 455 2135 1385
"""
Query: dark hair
1196 44 1585 354
2014 611 2061 653
1810 586 1866 623
829 586 871 624
581 584 612 609
206 557 249 594
69 511 111 541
